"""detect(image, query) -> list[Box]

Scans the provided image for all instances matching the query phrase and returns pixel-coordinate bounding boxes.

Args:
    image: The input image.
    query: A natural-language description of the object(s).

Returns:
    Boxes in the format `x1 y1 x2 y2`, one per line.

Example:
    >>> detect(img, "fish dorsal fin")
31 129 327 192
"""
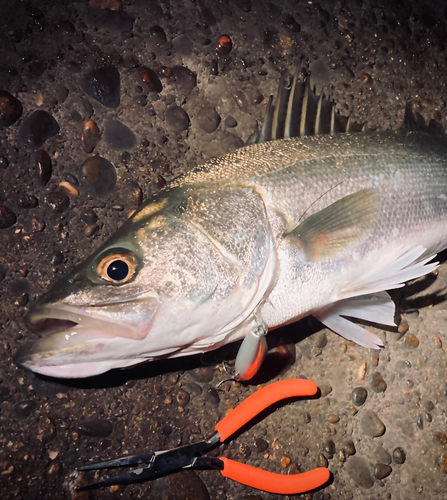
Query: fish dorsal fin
251 70 365 144
286 189 379 261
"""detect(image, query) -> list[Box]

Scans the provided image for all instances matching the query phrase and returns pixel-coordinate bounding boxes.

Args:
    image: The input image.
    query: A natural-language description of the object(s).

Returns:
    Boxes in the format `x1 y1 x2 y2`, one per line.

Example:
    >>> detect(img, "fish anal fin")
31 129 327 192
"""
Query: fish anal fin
286 189 379 261
315 291 393 349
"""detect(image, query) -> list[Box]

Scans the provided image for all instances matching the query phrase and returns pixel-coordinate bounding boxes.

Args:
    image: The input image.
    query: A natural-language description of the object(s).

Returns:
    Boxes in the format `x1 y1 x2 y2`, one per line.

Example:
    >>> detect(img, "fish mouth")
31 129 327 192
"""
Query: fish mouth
14 302 157 378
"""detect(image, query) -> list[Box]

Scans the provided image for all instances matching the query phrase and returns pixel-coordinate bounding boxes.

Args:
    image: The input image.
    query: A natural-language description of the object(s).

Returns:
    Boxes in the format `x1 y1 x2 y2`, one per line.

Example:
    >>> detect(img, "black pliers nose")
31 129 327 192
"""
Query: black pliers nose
77 379 330 495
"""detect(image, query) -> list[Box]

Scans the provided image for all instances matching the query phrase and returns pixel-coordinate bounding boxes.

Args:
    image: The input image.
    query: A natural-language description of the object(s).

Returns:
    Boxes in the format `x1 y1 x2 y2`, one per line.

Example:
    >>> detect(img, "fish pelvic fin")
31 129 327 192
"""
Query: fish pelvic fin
251 70 365 144
285 189 379 261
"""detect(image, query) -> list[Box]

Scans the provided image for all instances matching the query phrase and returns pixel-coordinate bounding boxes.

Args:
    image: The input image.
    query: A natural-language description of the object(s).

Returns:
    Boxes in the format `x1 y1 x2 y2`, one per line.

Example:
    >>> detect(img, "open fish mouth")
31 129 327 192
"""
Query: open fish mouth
14 304 154 379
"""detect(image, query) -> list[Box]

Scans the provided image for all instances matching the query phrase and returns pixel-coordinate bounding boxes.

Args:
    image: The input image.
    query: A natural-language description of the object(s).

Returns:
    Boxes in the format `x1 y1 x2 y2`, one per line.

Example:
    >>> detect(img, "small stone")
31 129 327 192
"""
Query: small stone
224 116 237 127
18 111 59 149
196 107 220 133
392 447 406 464
345 455 374 489
80 208 97 225
50 251 64 265
318 453 328 467
435 432 447 445
13 400 37 420
373 446 391 465
76 419 113 437
254 438 268 453
45 192 70 213
82 156 117 197
351 387 368 406
360 410 385 437
217 34 232 55
150 25 167 44
190 367 214 383
84 224 98 237
405 334 420 348
374 463 392 479
327 413 340 424
300 412 311 424
176 389 190 407
0 155 9 169
369 371 387 393
82 120 101 153
239 444 251 459
204 385 219 405
172 66 197 95
442 452 447 473
82 66 120 108
0 205 16 228
103 120 137 150
35 149 52 186
150 470 210 500
31 218 45 232
0 90 23 127
398 320 409 334
59 181 79 196
166 105 190 132
315 332 327 348
17 192 38 209
320 384 332 397
344 439 356 456
139 67 162 93
281 455 291 468
210 59 218 76
323 439 336 457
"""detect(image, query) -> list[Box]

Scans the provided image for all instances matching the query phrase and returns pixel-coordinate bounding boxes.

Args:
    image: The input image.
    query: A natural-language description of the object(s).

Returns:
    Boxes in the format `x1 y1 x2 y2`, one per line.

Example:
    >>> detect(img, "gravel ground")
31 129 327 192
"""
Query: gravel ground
1 1 447 499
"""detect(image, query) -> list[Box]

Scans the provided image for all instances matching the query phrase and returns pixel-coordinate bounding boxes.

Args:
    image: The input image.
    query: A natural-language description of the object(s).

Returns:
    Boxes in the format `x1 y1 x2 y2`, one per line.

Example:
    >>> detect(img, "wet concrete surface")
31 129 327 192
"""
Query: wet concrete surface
1 0 447 499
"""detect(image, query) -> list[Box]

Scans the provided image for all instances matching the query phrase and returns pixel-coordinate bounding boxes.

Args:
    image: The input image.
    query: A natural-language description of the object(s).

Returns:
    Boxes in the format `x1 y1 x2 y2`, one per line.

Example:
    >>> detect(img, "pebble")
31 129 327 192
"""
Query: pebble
13 400 37 420
119 181 143 209
442 452 447 473
103 120 137 150
345 455 374 488
82 120 101 153
139 67 162 93
45 192 69 213
327 413 340 424
300 411 311 424
360 410 385 437
281 455 291 468
320 384 332 397
172 66 197 95
374 446 391 465
319 453 329 467
82 66 120 108
196 106 220 133
204 385 219 405
17 192 38 209
35 149 52 185
254 438 269 453
210 59 218 75
76 419 113 437
344 439 356 456
392 447 406 464
351 387 368 406
369 371 387 393
176 389 190 407
435 432 447 445
59 181 79 196
0 205 16 228
80 208 97 225
374 463 392 479
233 91 249 112
0 90 23 127
84 224 98 237
150 470 210 500
323 439 336 457
224 116 237 127
18 110 60 149
190 366 214 382
0 155 9 169
166 106 190 132
31 218 45 232
172 35 193 57
82 156 117 197
50 251 64 265
315 332 327 348
405 334 420 348
217 34 232 55
150 25 167 44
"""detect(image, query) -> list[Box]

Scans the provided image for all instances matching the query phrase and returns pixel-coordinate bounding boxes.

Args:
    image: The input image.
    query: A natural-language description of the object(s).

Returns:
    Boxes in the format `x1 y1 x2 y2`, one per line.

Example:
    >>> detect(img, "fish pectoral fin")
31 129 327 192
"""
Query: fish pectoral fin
314 291 394 349
286 189 379 261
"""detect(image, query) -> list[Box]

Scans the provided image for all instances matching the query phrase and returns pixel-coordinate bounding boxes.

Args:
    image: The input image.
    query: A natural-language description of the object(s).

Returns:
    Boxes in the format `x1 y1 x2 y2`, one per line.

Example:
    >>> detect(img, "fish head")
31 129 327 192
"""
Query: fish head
15 192 243 378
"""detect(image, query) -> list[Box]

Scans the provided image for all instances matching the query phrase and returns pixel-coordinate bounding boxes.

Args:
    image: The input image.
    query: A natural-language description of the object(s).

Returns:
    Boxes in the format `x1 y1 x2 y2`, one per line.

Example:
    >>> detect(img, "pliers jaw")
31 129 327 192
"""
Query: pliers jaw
77 432 222 491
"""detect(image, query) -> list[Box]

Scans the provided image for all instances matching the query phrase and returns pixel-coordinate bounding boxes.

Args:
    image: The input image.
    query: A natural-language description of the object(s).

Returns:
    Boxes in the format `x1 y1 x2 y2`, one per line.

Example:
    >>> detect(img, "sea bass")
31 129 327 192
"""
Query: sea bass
15 76 447 378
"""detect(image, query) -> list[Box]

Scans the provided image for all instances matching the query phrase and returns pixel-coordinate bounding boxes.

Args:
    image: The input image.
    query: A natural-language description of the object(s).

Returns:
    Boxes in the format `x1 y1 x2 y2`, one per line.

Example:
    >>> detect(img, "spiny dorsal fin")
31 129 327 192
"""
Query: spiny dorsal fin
285 189 379 261
252 71 365 144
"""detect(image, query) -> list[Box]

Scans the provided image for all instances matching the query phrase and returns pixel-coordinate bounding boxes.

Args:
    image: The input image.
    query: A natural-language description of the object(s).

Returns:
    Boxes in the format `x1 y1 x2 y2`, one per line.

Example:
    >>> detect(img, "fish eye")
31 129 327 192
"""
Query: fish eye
96 253 138 284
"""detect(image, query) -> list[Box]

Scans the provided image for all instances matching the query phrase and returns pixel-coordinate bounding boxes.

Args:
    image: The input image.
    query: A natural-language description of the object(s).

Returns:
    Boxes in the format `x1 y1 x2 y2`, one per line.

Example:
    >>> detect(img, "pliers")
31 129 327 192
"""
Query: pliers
77 379 330 495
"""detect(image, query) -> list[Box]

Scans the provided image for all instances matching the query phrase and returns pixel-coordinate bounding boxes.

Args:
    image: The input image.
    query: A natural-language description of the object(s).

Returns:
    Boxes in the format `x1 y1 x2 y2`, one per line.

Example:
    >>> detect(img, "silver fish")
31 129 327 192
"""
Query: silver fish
15 76 447 378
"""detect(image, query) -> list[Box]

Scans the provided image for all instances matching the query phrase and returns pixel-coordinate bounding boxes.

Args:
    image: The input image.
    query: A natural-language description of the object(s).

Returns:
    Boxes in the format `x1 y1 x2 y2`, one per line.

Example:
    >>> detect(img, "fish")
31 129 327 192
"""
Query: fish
14 72 447 379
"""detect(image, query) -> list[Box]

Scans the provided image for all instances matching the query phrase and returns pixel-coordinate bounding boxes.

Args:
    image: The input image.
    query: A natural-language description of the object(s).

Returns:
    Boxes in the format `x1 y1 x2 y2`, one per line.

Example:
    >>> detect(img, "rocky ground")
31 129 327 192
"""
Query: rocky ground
1 0 447 499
